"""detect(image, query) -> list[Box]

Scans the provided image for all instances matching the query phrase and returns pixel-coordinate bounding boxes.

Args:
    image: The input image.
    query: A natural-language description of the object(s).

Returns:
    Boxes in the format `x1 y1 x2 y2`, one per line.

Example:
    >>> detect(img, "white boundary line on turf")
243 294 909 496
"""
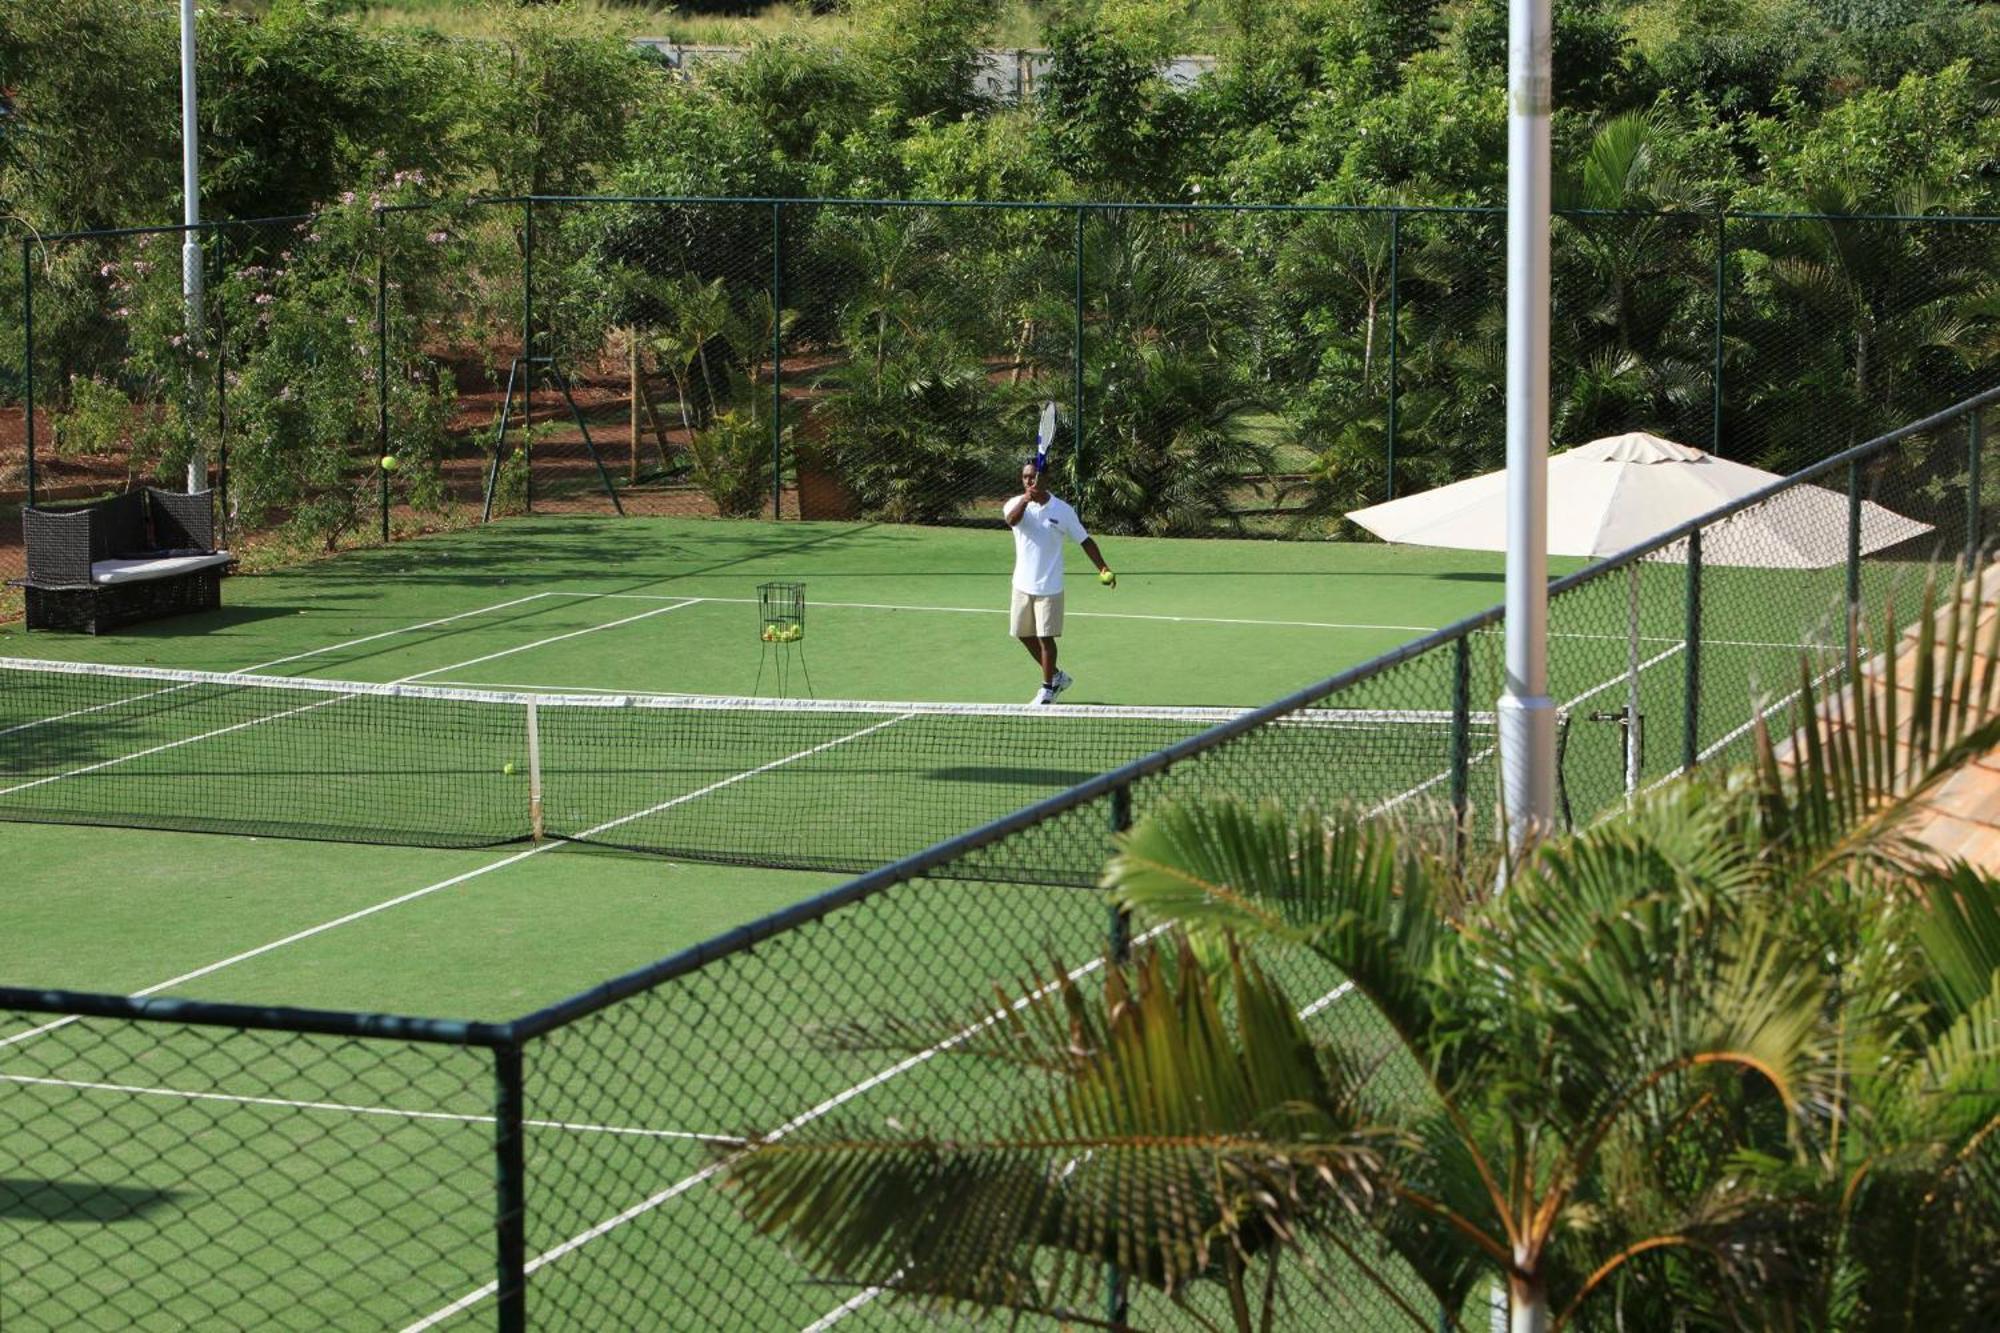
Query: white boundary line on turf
0 1075 747 1145
1544 631 1835 652
0 679 910 1052
0 599 702 803
0 591 562 741
400 918 1178 1333
562 591 1439 635
389 600 699 684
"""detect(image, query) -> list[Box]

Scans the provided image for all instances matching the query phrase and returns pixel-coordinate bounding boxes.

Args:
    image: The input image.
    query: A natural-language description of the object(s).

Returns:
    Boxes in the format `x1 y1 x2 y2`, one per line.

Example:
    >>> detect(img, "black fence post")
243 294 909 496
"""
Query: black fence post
1847 459 1862 665
1968 409 1984 563
377 209 391 544
213 229 229 545
1103 780 1132 1327
23 237 36 506
772 201 785 521
1386 207 1401 501
1450 632 1471 854
495 1041 528 1333
1711 209 1726 456
1683 529 1703 771
1072 206 1086 492
522 200 536 514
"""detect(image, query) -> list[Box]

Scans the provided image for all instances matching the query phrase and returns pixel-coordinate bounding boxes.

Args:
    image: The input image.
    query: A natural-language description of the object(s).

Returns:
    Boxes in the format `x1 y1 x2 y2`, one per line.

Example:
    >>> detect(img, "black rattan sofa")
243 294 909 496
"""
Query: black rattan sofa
16 489 234 633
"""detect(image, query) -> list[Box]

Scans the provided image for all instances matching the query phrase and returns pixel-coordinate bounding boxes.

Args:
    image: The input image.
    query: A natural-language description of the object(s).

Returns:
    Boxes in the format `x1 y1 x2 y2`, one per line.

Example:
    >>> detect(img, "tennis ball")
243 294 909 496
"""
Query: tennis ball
1099 568 1116 587
379 454 398 472
503 761 517 776
761 626 775 642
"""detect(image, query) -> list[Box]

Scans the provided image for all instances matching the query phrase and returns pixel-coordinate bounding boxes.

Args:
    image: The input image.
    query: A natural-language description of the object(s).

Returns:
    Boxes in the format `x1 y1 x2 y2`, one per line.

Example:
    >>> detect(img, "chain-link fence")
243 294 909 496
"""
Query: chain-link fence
6 385 1994 1328
10 198 1999 617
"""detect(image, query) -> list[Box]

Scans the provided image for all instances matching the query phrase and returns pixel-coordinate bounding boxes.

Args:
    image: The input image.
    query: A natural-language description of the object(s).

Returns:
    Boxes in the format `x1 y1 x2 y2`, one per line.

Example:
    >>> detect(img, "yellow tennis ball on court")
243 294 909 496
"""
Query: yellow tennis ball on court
503 761 516 776
380 454 399 472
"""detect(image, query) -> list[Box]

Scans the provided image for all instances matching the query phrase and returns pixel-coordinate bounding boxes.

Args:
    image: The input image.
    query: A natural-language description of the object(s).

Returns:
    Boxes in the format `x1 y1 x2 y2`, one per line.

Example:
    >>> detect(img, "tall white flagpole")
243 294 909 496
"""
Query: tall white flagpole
1498 0 1555 852
181 0 206 495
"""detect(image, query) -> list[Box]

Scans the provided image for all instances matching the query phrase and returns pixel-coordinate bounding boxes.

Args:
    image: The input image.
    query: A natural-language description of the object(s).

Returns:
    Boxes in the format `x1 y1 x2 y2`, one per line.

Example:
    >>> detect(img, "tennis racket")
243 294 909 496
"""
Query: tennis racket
1033 400 1059 472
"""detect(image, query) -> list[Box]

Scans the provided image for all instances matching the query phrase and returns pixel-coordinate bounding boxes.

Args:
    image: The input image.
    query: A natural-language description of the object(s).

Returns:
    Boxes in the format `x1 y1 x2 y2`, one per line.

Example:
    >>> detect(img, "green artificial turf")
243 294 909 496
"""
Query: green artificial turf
0 513 1931 1329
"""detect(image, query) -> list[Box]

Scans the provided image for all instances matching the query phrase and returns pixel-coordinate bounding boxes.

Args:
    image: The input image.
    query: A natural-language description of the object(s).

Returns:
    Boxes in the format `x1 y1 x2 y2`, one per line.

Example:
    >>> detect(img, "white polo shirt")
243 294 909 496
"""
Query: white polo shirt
1010 495 1090 595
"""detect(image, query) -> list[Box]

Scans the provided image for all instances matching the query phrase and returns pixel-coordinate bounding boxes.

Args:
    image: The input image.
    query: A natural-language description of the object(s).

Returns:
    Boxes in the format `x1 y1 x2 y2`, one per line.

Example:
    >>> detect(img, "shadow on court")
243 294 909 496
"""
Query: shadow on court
0 1177 184 1224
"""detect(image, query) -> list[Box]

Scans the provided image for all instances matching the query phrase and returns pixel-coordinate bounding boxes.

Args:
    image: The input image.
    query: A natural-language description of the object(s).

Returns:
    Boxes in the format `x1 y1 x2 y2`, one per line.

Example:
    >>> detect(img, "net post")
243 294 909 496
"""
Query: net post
1846 459 1862 665
526 698 544 842
493 1041 528 1333
1968 408 1984 564
771 201 785 520
1103 780 1132 1327
1449 633 1471 853
1386 206 1400 501
1682 529 1702 772
21 237 34 507
376 208 391 545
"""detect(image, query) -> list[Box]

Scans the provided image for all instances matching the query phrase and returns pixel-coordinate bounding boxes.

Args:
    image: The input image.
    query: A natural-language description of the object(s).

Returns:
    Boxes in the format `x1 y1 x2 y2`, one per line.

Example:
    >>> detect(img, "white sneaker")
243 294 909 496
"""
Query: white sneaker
1029 684 1056 706
1049 670 1074 699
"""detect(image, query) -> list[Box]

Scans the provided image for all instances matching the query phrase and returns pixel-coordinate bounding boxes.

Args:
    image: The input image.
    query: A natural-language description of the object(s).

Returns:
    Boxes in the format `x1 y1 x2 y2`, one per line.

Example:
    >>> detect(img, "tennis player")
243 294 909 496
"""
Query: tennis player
1004 460 1114 705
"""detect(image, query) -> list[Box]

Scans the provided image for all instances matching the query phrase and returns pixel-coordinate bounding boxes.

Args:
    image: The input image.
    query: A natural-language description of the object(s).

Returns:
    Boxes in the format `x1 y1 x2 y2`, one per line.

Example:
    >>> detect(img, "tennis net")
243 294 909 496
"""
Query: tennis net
0 656 1496 879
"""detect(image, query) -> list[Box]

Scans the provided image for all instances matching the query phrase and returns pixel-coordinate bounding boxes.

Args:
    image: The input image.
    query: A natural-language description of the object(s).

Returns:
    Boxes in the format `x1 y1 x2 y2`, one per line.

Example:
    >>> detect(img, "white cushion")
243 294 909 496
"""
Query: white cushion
91 552 234 586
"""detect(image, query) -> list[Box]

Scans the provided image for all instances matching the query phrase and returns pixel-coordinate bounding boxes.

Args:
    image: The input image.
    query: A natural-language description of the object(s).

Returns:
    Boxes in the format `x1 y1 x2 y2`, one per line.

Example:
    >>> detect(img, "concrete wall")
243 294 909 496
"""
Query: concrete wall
630 41 1217 101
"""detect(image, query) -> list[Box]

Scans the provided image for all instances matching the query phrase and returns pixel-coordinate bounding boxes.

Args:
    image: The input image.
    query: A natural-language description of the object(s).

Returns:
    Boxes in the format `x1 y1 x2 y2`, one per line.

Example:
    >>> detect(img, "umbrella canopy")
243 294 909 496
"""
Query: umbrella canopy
1346 432 1932 567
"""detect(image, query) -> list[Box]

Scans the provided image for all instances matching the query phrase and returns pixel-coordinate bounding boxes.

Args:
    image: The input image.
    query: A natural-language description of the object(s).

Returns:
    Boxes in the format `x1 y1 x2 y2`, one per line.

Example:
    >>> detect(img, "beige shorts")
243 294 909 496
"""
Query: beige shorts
1010 589 1064 637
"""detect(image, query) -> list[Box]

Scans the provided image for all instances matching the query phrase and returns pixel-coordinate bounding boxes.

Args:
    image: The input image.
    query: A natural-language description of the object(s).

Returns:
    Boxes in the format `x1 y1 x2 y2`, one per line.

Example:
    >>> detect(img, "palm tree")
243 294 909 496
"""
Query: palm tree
723 569 2000 1330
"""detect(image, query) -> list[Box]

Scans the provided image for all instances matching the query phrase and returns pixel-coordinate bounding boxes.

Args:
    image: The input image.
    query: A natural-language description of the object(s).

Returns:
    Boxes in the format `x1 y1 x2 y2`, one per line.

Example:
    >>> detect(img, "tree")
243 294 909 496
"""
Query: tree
1065 211 1276 536
724 571 2000 1330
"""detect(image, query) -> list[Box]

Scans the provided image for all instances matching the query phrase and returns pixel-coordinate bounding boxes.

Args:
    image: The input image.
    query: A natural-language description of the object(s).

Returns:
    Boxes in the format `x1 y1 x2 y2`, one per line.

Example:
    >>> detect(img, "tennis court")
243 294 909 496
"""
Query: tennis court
0 507 1939 1330
0 514 1547 1329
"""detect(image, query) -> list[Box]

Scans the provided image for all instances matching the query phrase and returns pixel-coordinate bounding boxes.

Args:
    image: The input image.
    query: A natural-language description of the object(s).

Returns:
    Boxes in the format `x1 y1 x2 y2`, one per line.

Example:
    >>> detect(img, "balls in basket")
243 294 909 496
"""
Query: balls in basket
380 454 399 472
781 624 802 642
762 626 776 642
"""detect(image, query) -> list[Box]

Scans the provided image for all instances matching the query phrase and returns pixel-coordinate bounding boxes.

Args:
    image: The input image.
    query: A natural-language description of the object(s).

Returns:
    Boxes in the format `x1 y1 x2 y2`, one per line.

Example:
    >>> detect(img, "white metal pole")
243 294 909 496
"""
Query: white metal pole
180 0 206 495
1497 0 1556 852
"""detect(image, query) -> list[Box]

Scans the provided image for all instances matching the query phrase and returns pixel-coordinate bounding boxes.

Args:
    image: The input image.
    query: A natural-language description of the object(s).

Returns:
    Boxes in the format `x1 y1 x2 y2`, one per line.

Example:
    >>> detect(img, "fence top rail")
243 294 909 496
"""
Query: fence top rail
0 986 514 1048
1548 383 2000 593
26 199 2000 247
30 212 321 248
519 195 2000 225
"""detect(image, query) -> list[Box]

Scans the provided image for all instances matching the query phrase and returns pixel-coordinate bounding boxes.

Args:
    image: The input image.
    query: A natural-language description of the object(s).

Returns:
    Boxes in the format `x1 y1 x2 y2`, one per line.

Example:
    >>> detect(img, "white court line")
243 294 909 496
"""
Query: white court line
0 684 912 1053
1544 631 1832 652
0 1075 745 1145
390 601 699 684
402 919 1177 1333
0 591 560 741
563 591 1438 635
415 681 700 697
0 599 701 803
802 1284 897 1331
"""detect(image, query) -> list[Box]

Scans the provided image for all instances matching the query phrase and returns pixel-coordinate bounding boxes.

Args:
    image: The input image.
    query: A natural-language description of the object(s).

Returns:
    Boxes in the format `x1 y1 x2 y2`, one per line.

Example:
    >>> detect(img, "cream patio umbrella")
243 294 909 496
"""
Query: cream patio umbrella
1347 432 1934 796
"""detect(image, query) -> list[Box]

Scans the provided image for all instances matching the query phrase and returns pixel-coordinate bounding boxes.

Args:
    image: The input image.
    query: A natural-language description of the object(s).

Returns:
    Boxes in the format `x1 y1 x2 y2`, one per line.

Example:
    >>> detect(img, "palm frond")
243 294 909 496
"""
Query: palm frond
1106 798 1462 1084
724 936 1404 1313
